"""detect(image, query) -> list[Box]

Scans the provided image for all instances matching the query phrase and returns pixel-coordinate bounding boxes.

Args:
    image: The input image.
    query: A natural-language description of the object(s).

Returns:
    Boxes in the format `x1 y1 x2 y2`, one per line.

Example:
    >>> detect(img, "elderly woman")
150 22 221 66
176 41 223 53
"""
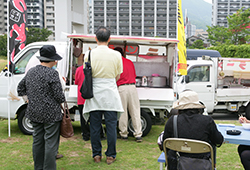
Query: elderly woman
162 90 224 170
18 45 65 170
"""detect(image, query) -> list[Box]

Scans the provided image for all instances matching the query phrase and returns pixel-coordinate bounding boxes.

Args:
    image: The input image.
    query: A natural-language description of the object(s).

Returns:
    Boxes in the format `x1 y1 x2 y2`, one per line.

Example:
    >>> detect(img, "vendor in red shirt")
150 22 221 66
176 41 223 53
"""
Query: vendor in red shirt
115 47 142 142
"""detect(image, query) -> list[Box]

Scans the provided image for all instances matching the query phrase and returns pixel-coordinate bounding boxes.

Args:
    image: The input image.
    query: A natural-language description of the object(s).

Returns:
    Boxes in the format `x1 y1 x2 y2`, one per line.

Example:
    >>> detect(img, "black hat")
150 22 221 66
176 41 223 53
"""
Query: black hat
37 45 62 61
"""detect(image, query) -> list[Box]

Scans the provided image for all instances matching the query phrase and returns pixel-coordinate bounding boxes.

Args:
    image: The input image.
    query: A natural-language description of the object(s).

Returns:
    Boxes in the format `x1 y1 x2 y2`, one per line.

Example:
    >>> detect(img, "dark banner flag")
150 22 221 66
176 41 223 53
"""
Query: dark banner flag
8 0 27 67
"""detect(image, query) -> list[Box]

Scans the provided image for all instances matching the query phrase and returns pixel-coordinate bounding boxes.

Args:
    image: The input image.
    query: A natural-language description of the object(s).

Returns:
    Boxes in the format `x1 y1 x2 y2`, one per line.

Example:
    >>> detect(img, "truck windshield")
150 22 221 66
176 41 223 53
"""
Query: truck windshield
188 65 210 82
14 49 39 74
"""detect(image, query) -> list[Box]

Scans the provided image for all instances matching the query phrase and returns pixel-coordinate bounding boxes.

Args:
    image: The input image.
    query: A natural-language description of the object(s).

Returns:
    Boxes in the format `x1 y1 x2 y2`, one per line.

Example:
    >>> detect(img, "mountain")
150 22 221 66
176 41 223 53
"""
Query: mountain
182 0 212 30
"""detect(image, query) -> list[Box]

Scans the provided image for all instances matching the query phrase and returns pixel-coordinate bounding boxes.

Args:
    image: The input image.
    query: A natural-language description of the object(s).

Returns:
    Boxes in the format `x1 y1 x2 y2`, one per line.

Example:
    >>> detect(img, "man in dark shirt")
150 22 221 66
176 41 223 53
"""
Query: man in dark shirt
18 45 65 170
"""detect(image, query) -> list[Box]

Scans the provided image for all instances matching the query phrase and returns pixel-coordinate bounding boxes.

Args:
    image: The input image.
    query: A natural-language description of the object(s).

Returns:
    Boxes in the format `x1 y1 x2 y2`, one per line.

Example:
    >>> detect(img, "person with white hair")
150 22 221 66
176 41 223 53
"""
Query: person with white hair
162 90 224 170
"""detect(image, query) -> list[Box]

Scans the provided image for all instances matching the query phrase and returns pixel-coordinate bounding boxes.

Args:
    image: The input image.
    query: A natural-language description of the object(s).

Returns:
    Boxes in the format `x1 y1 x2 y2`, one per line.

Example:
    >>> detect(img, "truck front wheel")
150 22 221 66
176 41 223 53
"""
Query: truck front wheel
18 109 33 135
128 110 152 137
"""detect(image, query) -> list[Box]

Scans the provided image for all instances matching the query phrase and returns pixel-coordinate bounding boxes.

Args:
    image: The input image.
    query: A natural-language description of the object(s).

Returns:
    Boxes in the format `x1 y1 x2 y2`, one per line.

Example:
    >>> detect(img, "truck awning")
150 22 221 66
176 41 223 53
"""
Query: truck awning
67 34 179 46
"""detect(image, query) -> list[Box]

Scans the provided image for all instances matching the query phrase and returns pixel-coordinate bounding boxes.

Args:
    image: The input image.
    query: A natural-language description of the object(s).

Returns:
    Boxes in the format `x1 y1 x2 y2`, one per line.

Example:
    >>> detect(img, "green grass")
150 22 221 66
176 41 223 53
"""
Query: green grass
0 57 7 70
0 59 245 169
0 119 244 170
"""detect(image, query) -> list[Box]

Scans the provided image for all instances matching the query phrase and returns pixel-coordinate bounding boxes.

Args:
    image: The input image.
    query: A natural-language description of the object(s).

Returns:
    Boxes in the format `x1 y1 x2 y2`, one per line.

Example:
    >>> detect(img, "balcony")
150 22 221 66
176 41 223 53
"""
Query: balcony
132 3 141 7
230 0 240 2
119 9 129 14
132 22 142 26
132 32 142 36
157 22 166 26
144 23 154 27
94 4 104 7
119 22 129 26
218 6 228 9
94 17 105 21
119 29 129 34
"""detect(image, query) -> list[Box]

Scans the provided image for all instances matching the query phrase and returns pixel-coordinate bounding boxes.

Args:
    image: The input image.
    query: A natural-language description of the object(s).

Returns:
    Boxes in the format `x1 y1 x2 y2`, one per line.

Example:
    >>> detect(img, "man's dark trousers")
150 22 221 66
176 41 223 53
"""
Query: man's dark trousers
89 110 117 158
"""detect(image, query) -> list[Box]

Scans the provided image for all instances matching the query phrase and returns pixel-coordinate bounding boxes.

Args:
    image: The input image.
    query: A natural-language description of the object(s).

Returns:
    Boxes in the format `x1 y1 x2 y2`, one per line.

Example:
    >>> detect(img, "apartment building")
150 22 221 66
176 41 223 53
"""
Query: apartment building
89 0 178 38
1 0 88 41
45 0 88 41
26 0 44 29
0 0 7 34
212 0 250 27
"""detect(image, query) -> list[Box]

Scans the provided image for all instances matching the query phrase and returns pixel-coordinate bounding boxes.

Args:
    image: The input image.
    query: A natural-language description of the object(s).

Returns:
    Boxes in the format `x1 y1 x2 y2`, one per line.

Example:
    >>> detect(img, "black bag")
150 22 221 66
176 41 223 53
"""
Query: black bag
178 156 212 170
80 50 93 99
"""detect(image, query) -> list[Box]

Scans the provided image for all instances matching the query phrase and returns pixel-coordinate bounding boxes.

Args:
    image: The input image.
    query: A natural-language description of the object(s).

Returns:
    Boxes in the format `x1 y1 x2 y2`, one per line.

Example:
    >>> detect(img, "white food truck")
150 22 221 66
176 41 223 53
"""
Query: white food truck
176 56 250 119
0 35 179 136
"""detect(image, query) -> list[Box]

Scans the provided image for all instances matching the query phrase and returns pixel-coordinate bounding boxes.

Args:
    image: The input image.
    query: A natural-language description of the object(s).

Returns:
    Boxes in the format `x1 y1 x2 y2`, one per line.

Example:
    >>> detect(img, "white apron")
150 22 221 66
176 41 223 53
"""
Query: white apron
82 78 124 121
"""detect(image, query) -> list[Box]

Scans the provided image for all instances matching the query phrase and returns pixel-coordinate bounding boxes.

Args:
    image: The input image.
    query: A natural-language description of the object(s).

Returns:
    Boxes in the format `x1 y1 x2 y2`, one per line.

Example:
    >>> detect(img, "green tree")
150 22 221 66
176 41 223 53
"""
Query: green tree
207 7 250 45
0 34 7 57
206 25 231 46
26 27 53 45
190 39 204 49
227 7 250 45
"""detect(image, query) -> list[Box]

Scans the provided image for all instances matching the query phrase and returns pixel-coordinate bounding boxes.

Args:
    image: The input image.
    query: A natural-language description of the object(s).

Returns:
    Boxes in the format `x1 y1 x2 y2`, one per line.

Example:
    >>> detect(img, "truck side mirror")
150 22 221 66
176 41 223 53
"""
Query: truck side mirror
184 75 190 83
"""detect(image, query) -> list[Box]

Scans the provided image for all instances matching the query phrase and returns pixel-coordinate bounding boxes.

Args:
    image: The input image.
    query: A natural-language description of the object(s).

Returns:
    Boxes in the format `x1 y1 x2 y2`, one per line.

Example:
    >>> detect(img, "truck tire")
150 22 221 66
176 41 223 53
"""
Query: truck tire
128 110 152 137
18 109 33 135
246 104 250 120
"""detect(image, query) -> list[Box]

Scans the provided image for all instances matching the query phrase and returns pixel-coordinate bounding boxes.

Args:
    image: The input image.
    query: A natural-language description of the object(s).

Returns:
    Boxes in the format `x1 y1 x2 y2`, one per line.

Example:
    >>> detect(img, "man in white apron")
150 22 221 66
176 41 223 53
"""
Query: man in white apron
83 26 124 165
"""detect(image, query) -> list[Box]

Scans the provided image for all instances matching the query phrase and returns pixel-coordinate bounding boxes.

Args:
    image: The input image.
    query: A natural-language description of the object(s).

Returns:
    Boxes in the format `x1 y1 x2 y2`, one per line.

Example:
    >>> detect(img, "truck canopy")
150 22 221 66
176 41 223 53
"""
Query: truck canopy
187 49 221 60
67 34 179 46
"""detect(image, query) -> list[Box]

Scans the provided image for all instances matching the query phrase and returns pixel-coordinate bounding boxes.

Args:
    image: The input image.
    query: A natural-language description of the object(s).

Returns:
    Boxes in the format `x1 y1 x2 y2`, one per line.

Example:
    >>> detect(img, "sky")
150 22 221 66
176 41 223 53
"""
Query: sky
204 0 212 4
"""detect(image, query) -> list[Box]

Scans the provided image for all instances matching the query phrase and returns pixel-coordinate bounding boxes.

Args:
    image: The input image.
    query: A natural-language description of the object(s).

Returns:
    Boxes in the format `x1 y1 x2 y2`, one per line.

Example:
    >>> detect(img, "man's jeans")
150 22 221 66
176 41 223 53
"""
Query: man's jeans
89 110 117 158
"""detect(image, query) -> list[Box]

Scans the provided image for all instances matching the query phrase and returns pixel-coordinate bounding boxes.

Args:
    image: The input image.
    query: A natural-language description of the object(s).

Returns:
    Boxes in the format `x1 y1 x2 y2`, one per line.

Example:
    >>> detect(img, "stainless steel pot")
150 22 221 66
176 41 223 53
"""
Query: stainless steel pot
149 76 167 87
136 78 141 86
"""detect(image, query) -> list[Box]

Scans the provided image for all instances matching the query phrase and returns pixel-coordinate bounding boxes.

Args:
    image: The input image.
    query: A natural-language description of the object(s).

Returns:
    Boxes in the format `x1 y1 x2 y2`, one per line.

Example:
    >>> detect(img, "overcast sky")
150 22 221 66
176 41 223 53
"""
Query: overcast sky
204 0 212 4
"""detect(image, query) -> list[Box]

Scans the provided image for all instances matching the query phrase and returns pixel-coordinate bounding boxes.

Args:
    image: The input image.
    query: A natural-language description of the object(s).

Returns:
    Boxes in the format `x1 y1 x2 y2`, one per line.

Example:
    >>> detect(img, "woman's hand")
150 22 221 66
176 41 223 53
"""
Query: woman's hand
239 115 248 124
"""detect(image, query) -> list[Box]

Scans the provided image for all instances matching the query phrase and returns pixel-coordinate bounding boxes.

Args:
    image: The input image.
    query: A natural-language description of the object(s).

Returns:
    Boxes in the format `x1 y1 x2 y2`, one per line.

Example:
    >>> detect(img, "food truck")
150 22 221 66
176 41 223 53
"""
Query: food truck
0 35 179 136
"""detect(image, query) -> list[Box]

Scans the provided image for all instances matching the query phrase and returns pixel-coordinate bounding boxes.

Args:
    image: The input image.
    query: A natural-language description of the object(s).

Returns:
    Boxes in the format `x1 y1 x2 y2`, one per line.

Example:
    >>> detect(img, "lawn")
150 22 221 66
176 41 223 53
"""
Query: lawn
0 58 244 169
0 119 244 170
0 56 7 70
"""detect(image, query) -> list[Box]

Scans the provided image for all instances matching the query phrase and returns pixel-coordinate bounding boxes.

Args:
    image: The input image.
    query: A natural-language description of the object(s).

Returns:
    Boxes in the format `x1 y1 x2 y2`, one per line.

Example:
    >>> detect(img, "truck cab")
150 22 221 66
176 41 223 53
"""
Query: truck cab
178 56 250 118
177 58 217 113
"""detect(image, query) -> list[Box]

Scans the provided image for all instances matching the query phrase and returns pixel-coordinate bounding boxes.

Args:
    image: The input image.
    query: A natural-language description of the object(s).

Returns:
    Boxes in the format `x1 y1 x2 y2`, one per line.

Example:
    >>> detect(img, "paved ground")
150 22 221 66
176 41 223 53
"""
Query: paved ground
210 112 239 120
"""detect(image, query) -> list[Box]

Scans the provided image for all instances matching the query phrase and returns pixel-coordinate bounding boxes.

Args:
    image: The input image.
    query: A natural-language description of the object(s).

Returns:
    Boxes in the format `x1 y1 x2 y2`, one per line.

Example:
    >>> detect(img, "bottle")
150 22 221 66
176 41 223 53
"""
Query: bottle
142 76 147 86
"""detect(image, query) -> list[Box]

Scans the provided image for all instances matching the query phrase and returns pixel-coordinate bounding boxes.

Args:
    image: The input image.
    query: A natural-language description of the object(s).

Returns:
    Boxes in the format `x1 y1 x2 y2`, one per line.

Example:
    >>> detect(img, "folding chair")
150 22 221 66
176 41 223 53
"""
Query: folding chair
163 138 214 170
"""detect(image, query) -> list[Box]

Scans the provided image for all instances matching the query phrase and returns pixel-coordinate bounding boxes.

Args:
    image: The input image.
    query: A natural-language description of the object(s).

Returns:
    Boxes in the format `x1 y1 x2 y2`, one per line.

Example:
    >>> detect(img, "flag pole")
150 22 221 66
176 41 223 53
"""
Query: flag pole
7 0 11 137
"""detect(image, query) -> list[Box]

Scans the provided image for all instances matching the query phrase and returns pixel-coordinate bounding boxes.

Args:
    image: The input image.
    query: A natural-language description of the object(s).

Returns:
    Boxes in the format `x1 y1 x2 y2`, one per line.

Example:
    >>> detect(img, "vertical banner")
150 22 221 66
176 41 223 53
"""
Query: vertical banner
177 0 187 75
8 0 27 69
7 0 27 137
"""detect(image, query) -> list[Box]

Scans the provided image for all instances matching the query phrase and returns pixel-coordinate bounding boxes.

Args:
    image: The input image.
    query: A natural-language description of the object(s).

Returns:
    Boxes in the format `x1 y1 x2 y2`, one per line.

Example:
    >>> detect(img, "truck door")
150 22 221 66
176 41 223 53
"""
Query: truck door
185 65 215 113
0 48 39 118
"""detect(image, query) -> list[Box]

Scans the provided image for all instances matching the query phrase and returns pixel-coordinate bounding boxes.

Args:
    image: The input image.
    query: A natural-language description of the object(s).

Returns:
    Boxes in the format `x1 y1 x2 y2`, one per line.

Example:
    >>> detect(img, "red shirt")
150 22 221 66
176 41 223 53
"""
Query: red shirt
75 65 86 105
117 57 136 86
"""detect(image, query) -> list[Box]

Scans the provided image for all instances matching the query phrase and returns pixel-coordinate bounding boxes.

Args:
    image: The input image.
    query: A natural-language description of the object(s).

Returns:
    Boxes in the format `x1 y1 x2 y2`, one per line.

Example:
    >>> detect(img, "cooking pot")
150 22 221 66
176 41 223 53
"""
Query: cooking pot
218 79 224 86
148 76 167 87
136 78 141 86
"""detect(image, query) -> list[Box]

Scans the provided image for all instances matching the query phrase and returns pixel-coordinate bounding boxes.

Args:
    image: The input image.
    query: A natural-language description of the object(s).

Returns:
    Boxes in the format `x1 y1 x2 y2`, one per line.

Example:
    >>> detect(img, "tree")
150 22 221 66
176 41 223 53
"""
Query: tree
206 25 231 46
190 39 204 49
207 7 250 45
0 34 7 57
227 7 250 45
26 27 53 45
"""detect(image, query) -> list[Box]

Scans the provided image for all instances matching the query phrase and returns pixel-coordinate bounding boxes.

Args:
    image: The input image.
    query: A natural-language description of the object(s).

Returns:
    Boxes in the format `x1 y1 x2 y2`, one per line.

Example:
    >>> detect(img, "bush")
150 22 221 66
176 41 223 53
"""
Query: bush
208 44 250 58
